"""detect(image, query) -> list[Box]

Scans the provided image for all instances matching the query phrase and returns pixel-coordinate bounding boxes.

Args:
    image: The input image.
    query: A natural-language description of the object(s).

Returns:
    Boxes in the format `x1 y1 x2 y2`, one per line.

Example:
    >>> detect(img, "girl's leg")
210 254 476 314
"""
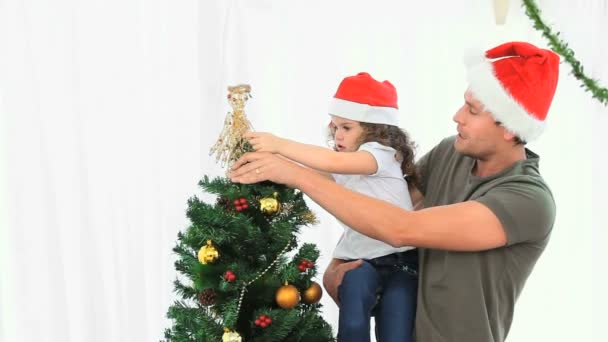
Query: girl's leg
337 261 381 342
374 262 418 342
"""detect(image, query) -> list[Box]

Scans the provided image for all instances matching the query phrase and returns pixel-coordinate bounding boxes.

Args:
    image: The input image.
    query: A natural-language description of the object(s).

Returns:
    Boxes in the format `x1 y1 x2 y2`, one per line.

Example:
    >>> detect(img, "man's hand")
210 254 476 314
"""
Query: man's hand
244 132 284 153
322 259 363 306
230 151 303 187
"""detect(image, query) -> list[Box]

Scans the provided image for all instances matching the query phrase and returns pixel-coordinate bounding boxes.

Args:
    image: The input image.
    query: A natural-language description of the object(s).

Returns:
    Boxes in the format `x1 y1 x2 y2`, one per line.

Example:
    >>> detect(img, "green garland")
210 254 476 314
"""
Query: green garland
522 0 608 106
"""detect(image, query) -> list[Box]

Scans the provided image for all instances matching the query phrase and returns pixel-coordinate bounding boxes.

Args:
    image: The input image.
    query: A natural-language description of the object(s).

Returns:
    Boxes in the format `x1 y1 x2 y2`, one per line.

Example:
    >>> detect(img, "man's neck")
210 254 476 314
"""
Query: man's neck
473 146 527 178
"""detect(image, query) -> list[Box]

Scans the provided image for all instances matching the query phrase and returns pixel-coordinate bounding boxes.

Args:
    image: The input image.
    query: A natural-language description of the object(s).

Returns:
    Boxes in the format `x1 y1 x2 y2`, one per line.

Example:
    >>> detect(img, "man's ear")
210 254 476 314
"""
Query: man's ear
502 127 517 142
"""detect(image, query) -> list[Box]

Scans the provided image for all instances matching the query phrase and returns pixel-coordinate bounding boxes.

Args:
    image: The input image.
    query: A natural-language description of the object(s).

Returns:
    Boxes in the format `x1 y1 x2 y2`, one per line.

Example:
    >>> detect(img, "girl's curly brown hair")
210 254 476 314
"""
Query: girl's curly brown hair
328 122 420 188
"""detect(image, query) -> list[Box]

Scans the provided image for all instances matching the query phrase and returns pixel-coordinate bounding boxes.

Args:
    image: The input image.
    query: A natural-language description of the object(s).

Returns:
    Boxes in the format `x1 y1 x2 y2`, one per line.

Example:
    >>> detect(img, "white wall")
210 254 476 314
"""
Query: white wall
1 0 606 341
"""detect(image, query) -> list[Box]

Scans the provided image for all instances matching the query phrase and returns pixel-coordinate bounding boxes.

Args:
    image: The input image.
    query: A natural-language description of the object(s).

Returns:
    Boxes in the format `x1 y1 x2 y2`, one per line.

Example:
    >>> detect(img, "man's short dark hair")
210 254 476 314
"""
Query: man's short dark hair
495 121 527 145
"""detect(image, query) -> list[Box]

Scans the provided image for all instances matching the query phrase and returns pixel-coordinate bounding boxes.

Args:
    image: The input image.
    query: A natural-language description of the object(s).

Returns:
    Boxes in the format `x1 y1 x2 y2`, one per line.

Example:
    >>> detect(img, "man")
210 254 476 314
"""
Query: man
230 41 560 342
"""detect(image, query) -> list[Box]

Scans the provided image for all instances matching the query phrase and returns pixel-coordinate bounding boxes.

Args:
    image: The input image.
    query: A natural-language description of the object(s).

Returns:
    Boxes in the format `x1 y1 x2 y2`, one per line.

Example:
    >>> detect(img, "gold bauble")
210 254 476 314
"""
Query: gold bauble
222 329 242 342
197 240 219 264
275 283 300 309
302 281 323 304
259 195 281 215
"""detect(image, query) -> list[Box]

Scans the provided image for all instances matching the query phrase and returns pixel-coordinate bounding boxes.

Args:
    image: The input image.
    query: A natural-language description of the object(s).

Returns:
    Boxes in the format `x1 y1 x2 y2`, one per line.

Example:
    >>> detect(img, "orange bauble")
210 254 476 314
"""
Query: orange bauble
302 281 323 304
275 283 300 309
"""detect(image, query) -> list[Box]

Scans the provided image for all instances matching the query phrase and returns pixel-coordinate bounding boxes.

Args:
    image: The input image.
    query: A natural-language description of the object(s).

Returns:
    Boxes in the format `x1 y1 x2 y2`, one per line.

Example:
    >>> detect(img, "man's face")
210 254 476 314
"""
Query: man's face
452 90 506 159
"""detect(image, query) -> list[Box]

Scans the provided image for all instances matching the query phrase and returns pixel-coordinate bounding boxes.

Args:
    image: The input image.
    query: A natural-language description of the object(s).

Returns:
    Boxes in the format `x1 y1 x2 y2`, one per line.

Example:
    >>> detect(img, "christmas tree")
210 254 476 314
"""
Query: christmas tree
164 85 335 341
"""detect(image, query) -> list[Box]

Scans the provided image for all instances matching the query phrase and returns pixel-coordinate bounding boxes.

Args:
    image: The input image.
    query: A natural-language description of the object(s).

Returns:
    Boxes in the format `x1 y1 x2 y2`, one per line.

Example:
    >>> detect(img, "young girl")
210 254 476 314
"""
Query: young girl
245 72 418 342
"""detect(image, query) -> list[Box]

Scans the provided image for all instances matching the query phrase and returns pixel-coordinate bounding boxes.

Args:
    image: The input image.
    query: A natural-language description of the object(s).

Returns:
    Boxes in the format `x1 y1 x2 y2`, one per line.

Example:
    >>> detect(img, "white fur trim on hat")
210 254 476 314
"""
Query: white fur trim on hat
328 98 400 126
465 49 546 142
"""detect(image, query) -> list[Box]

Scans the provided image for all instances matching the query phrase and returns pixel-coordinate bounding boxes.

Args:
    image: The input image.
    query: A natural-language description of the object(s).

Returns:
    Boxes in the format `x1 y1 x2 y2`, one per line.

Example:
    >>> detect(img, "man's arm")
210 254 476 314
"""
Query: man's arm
297 171 506 251
230 152 506 252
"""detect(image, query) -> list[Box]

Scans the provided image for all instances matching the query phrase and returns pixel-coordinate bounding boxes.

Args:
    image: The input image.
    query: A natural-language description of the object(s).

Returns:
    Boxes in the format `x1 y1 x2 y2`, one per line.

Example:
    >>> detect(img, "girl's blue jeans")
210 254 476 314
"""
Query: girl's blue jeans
337 249 418 342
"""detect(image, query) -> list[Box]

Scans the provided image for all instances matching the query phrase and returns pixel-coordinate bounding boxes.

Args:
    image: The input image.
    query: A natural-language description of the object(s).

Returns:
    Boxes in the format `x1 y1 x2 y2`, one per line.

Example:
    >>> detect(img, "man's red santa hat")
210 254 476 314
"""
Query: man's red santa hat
465 41 560 142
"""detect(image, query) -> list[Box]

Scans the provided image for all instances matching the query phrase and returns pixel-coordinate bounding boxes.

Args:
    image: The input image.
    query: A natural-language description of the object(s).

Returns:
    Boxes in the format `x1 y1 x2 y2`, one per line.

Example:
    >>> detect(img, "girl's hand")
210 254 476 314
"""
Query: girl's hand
244 132 283 153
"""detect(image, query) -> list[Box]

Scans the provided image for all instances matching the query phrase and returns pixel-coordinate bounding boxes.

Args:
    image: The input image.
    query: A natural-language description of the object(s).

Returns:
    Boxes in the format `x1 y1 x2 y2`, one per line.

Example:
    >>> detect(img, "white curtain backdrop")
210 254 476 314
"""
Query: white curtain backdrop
1 1 606 341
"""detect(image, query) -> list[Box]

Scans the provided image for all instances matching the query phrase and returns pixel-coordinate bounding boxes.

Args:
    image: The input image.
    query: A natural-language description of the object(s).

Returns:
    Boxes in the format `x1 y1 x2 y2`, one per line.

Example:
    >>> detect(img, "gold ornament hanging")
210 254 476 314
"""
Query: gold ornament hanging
275 282 300 309
260 192 281 215
222 328 242 342
209 84 254 172
302 281 323 304
197 240 219 265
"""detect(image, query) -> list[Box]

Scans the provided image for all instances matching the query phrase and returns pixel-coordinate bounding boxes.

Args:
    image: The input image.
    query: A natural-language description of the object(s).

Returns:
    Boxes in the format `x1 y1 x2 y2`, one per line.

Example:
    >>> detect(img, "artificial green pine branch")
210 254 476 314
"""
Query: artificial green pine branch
249 309 301 342
164 301 223 341
282 310 335 342
173 279 198 300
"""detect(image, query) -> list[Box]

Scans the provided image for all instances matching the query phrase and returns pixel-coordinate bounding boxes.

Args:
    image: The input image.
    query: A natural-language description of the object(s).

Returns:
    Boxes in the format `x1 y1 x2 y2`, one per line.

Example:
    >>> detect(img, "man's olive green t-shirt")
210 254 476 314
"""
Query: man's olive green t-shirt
414 136 556 342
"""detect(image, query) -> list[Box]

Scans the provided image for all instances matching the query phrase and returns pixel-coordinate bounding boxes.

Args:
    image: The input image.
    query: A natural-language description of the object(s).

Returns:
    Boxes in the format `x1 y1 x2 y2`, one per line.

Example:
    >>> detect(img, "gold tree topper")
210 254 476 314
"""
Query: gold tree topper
209 84 254 170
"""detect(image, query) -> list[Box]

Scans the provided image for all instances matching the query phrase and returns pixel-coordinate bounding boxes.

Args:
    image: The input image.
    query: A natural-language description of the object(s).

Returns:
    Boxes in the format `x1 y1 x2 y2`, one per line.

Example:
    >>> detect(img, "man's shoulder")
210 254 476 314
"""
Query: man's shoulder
424 135 469 171
500 154 552 195
434 135 457 152
490 170 554 205
420 135 459 163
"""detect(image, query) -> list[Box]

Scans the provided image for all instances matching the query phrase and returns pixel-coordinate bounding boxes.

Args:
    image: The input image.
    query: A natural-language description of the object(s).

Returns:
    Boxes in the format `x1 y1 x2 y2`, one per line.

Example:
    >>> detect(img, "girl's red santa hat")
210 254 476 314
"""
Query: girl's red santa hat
328 72 400 126
465 41 560 142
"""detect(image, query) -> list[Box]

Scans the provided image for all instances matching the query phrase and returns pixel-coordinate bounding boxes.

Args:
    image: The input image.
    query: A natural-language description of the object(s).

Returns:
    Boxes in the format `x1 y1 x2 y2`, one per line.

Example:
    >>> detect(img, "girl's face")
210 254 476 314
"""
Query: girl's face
330 115 365 152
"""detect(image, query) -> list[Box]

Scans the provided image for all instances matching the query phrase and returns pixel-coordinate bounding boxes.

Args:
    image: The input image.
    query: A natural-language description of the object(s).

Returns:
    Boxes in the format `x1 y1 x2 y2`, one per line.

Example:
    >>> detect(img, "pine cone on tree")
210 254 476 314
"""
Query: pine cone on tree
216 196 230 210
198 288 217 306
